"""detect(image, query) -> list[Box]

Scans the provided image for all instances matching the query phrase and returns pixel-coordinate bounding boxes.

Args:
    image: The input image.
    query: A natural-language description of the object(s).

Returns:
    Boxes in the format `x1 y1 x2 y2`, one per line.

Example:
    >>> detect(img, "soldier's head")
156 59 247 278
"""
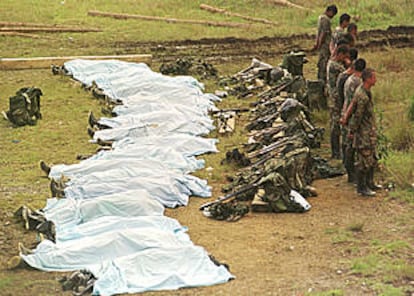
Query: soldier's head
349 47 359 61
362 68 376 88
347 23 358 37
339 13 351 28
338 33 355 47
326 5 338 18
336 44 349 59
353 58 366 73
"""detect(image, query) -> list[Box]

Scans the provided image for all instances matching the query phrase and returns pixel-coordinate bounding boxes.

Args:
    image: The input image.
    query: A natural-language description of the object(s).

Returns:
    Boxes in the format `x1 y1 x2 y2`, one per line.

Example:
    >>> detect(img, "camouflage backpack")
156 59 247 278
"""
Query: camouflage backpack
281 51 307 76
6 87 43 126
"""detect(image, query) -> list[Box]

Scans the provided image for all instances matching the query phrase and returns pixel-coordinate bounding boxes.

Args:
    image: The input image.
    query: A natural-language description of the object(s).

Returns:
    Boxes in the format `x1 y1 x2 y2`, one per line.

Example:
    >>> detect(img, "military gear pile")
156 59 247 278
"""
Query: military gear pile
218 53 319 107
160 57 218 79
202 54 342 221
4 87 43 126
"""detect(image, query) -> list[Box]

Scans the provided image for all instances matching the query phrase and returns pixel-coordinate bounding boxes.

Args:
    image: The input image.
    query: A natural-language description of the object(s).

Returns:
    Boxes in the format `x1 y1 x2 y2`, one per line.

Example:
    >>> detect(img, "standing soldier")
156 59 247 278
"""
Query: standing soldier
349 68 381 197
326 45 350 159
313 5 338 83
330 13 351 56
341 58 366 183
347 23 358 47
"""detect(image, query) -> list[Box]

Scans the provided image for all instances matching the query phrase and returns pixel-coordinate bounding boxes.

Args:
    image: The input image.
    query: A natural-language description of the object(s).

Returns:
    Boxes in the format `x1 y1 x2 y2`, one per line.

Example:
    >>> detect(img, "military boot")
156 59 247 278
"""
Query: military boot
87 127 95 138
50 180 65 198
356 170 376 197
251 188 271 213
367 167 383 191
88 111 98 128
39 160 51 175
36 220 56 243
330 133 341 159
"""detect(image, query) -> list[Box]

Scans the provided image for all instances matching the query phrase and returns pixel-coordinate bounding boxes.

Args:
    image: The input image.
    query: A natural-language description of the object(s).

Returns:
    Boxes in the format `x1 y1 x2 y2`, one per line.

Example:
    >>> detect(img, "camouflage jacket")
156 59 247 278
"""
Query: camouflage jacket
336 71 351 114
349 85 377 149
317 14 332 51
331 26 345 47
327 60 345 109
344 74 362 110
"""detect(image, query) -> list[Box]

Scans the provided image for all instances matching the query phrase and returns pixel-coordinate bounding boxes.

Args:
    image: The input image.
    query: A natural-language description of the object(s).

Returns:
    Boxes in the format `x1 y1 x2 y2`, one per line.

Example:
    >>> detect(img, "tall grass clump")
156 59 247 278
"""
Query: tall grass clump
408 95 414 122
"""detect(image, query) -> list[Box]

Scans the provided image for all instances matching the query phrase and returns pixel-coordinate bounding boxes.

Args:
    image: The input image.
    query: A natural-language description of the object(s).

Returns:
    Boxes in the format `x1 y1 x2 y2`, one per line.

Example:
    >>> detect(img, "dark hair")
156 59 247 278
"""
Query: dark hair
339 13 351 24
354 58 366 72
326 5 338 15
338 33 354 45
336 44 349 55
347 23 358 32
362 68 375 81
349 48 359 61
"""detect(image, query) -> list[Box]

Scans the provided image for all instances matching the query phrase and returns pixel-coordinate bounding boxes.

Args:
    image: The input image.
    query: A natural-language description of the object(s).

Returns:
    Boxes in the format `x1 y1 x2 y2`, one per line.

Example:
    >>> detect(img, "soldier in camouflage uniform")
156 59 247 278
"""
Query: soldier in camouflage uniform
337 63 354 163
340 58 366 183
348 68 380 197
330 13 351 56
347 23 358 48
313 5 338 83
326 45 349 159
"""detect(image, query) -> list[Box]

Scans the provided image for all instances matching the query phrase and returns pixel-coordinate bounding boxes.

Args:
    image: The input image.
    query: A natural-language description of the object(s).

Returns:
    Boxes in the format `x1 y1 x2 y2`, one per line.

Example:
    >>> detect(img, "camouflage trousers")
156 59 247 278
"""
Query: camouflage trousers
329 98 341 157
355 148 377 171
317 48 330 82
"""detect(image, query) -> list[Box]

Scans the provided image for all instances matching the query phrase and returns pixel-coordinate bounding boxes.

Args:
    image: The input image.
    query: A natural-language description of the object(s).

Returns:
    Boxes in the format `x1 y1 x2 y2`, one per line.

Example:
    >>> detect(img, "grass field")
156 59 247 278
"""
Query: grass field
0 1 413 295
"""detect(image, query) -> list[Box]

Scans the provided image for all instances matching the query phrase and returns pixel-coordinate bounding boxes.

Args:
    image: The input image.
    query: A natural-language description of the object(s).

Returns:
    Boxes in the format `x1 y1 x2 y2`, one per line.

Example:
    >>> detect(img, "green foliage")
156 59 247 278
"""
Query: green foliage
388 123 414 152
408 95 414 122
384 151 414 190
375 109 390 162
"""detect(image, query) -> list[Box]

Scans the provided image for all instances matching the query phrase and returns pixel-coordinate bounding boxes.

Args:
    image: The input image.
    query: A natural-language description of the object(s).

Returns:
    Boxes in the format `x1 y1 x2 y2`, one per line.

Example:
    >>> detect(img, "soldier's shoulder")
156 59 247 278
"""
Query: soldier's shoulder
354 86 369 100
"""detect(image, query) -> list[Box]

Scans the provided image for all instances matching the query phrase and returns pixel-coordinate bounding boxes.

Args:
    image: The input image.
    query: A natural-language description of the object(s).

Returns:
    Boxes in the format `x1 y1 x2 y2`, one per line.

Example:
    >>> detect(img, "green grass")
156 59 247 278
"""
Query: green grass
308 290 344 296
383 151 414 192
1 1 414 295
324 226 356 244
373 283 406 296
351 247 414 293
409 95 414 121
0 277 13 289
1 0 414 57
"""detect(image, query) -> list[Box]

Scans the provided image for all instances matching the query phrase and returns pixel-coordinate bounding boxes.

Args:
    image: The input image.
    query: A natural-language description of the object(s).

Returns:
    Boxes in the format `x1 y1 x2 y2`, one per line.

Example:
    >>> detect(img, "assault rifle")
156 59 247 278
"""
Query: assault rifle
209 108 250 115
256 76 300 101
199 175 263 211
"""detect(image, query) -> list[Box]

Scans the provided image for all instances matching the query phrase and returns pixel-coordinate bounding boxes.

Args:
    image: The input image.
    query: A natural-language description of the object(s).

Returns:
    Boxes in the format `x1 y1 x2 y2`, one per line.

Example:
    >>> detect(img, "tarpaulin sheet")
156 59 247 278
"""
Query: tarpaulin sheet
22 60 233 295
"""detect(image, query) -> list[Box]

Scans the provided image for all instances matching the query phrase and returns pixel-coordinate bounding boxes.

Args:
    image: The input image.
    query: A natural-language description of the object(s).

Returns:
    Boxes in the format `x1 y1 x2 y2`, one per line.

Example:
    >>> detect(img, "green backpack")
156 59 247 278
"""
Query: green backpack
6 87 43 126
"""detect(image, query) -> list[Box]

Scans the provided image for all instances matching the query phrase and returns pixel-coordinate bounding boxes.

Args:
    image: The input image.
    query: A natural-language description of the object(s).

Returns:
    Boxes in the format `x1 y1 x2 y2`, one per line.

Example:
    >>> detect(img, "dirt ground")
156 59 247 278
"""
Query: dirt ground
1 176 412 295
0 26 413 295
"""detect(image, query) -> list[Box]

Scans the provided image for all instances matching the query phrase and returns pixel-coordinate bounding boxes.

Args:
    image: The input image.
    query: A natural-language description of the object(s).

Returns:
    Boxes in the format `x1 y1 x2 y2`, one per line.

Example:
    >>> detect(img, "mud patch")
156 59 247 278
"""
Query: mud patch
112 26 414 62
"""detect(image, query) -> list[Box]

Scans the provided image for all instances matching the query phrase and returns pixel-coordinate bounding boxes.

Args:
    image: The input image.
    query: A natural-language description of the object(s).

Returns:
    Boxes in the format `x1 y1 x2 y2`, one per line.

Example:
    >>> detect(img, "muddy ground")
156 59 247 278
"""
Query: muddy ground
113 25 414 63
0 26 413 296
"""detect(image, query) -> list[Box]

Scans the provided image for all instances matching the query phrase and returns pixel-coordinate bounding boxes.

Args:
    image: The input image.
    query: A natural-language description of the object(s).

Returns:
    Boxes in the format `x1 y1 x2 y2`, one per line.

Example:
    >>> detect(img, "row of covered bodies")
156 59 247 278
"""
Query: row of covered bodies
22 60 234 295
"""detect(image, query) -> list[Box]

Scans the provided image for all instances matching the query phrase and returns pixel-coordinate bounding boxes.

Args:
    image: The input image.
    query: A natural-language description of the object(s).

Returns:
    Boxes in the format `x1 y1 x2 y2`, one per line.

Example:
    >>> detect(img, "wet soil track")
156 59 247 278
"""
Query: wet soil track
113 25 414 62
